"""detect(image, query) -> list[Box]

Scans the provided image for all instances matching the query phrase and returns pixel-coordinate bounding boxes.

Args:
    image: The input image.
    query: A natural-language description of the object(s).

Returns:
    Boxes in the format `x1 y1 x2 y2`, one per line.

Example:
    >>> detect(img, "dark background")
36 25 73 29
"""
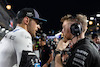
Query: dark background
7 0 100 35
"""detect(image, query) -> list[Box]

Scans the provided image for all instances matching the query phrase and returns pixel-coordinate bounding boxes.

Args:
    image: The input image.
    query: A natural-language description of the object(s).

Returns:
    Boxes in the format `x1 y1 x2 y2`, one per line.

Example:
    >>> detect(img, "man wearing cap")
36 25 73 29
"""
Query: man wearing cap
0 8 47 67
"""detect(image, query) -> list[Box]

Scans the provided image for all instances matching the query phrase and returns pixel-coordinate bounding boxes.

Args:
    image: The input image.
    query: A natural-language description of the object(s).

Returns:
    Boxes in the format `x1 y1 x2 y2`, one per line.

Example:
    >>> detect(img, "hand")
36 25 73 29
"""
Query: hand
62 53 69 63
56 39 71 51
42 64 48 67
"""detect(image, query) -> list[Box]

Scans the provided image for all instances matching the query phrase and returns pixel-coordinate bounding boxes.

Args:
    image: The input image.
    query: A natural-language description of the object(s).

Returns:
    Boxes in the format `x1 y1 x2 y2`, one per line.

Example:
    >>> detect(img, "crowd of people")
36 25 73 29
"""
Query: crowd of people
0 7 100 67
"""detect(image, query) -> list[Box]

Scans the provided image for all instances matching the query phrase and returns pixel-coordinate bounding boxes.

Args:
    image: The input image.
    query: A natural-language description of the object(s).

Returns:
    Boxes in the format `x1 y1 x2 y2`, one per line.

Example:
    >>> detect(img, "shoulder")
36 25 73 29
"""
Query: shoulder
46 45 52 52
73 38 95 53
12 27 32 40
2 31 16 40
68 38 100 67
73 41 100 61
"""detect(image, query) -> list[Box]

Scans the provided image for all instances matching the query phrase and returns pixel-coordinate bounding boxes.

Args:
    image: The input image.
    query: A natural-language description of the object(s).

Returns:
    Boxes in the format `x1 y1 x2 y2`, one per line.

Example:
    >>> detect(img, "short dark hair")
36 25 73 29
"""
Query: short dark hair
16 18 23 24
40 37 46 41
92 34 98 39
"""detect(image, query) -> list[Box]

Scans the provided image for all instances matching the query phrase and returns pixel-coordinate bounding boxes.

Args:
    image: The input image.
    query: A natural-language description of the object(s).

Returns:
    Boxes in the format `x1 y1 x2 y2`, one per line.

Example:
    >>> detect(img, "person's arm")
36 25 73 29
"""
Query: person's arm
42 53 53 67
13 32 33 66
55 39 70 67
47 53 53 64
55 54 63 67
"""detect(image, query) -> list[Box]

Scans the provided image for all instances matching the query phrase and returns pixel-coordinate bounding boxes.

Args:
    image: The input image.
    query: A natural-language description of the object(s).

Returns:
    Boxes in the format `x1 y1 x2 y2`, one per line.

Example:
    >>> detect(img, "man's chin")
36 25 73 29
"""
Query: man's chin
33 34 36 37
31 33 36 37
64 37 71 41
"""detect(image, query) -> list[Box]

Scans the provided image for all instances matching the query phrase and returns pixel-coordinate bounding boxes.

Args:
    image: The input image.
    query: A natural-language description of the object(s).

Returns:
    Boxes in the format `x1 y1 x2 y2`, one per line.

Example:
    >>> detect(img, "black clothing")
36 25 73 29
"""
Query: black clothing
40 45 52 67
51 41 57 50
66 38 100 67
19 51 40 67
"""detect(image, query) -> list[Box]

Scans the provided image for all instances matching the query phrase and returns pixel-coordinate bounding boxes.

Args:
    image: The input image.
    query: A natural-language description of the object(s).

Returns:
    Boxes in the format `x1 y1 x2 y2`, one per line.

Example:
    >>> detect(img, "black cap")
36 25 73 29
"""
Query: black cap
16 8 47 22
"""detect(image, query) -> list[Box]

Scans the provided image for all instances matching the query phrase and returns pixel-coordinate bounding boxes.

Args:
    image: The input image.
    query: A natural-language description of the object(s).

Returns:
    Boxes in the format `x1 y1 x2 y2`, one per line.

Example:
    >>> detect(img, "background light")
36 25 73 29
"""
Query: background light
90 17 94 20
96 14 100 17
96 27 99 30
6 5 11 10
91 32 93 34
1 28 5 32
86 20 89 22
89 21 93 25
5 30 9 33
97 23 99 26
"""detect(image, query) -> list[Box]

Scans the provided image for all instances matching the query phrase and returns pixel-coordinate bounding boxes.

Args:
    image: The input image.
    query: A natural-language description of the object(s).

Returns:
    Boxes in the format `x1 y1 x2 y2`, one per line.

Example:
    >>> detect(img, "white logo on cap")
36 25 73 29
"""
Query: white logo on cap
26 12 33 17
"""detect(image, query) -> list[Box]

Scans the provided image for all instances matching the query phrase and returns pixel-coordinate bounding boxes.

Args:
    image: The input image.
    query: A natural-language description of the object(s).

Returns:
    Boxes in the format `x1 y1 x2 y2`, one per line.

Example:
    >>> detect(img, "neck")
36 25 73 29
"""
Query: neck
72 32 85 44
17 24 28 31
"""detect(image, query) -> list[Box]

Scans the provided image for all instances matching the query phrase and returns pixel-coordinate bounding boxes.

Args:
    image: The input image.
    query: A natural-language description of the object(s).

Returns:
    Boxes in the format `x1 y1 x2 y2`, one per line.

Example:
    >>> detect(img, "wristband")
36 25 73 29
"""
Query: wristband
55 49 62 55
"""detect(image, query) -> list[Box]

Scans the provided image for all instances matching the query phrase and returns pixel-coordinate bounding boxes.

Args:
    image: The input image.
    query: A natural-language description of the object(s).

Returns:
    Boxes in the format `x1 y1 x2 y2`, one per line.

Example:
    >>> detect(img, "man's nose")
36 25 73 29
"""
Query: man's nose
37 25 41 29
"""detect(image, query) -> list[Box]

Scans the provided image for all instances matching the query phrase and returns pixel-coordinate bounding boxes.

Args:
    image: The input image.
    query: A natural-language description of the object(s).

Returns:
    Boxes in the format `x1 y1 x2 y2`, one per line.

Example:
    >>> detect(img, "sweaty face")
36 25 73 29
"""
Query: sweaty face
62 20 74 41
27 19 40 37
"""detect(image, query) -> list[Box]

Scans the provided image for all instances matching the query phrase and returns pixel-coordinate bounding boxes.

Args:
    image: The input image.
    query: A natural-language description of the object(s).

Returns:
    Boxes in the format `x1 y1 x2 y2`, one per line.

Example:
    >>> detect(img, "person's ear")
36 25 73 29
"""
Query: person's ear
23 17 30 25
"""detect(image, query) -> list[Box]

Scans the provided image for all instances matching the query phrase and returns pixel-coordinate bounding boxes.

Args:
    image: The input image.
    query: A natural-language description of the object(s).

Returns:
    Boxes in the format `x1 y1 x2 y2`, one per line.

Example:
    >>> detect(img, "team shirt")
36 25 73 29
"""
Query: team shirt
0 26 33 67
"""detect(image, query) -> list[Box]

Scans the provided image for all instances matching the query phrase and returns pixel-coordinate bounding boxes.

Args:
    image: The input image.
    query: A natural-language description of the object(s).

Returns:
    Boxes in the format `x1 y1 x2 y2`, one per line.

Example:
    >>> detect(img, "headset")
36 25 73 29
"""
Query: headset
70 23 82 37
60 22 83 66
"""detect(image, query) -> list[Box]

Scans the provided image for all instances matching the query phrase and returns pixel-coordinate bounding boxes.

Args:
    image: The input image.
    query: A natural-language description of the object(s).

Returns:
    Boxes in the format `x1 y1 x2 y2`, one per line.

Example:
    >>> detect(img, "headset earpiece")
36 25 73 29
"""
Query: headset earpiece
70 23 82 36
